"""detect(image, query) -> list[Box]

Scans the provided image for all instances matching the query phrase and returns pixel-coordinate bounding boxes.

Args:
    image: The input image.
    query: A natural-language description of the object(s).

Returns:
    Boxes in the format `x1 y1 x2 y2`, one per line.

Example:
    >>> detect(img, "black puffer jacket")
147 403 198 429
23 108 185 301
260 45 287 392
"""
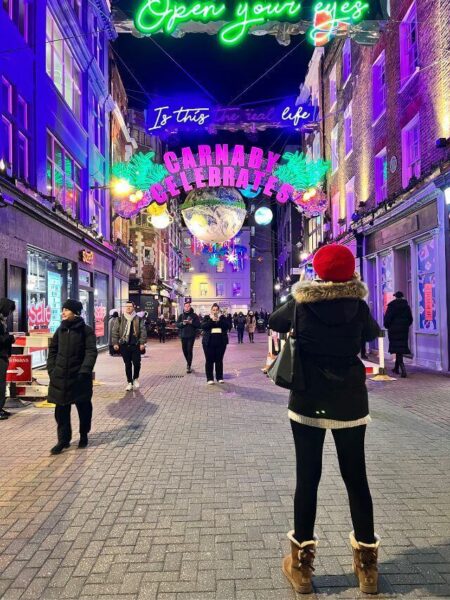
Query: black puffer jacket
384 298 413 354
0 298 15 361
47 318 98 405
176 309 201 339
201 315 229 348
269 278 380 426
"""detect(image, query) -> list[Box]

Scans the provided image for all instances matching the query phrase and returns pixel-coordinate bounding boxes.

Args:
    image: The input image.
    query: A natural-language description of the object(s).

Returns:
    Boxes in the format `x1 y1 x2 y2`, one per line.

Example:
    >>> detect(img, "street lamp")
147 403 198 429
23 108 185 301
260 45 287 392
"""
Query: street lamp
274 282 281 291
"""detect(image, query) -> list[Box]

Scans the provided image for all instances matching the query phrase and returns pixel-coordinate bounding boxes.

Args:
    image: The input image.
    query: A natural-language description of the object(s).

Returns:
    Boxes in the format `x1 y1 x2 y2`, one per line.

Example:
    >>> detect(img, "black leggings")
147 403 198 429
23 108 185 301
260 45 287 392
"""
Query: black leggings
291 421 375 544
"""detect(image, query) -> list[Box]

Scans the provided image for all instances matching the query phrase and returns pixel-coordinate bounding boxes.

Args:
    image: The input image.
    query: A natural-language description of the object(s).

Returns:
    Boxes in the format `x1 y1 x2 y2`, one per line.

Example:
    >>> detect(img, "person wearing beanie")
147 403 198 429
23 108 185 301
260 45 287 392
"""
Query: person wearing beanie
0 298 16 420
111 301 147 391
269 244 382 595
47 299 98 454
384 291 413 378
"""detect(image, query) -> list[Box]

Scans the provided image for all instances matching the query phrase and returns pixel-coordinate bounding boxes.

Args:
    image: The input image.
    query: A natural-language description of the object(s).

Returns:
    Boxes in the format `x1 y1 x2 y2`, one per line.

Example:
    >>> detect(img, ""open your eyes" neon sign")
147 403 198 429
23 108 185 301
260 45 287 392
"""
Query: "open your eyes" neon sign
134 0 371 46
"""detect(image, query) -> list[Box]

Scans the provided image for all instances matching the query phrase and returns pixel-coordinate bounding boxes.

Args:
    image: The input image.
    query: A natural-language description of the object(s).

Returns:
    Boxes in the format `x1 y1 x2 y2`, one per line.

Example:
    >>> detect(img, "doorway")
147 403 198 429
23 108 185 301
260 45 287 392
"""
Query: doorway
394 245 413 356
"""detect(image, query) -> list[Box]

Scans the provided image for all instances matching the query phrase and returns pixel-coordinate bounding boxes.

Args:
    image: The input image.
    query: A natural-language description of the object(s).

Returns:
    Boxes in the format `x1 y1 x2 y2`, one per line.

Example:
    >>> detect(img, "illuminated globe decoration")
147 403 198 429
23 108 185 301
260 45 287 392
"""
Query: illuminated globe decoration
254 206 273 226
181 187 247 244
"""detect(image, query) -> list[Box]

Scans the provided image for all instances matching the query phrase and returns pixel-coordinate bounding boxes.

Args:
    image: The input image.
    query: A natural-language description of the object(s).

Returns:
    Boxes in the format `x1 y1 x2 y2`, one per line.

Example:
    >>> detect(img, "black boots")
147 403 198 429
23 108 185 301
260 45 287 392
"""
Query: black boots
78 435 88 449
50 442 70 455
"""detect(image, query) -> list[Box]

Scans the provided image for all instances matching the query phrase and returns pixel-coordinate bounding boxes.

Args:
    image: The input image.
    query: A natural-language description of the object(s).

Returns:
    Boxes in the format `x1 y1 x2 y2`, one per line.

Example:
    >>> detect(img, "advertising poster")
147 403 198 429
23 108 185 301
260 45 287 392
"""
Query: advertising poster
417 239 437 331
47 271 62 334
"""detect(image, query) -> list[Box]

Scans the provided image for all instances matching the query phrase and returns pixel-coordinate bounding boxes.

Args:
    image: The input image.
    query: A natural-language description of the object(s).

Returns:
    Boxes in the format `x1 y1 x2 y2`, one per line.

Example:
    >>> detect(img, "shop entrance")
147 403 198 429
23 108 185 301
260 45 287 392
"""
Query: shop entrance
394 245 413 356
79 270 94 328
365 258 378 352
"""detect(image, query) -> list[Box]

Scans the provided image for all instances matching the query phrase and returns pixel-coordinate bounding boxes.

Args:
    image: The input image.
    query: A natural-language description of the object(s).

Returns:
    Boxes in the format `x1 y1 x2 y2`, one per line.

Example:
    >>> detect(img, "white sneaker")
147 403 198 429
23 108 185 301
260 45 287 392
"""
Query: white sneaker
218 380 225 384
125 383 133 391
133 379 140 389
207 380 214 385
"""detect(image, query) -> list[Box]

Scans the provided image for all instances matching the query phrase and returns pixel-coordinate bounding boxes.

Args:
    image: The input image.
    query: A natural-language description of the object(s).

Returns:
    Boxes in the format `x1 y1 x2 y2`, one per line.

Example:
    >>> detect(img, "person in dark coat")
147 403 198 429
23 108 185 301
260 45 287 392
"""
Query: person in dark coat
384 291 413 378
176 302 201 373
0 298 16 421
47 299 98 454
157 315 167 343
112 301 147 391
236 312 246 343
201 303 229 384
269 245 381 596
108 311 119 356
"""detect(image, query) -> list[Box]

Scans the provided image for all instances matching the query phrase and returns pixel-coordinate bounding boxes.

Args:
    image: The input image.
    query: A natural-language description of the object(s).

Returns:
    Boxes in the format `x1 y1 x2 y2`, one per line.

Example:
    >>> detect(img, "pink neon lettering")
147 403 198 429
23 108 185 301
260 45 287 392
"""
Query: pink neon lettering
235 168 250 189
163 151 180 174
247 146 263 170
208 166 222 186
193 167 206 189
263 175 278 197
266 151 281 173
150 184 168 204
276 183 294 204
222 166 236 187
231 145 245 167
215 144 229 166
181 147 197 170
198 145 213 167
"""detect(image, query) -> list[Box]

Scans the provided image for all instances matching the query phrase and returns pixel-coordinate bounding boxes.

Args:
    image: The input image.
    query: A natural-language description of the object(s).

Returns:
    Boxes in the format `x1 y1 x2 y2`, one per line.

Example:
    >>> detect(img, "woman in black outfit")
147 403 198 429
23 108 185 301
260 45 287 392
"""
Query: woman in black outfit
201 303 229 384
269 245 381 595
384 291 413 378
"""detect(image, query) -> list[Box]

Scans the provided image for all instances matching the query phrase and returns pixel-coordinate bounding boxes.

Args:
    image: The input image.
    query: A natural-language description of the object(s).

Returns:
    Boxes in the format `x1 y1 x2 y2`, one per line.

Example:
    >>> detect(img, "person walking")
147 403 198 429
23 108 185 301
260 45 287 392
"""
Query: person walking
384 291 413 378
47 300 97 454
157 315 167 343
176 301 200 373
246 311 256 343
269 244 381 595
112 301 147 391
201 303 229 384
236 312 246 343
0 298 16 421
108 310 119 356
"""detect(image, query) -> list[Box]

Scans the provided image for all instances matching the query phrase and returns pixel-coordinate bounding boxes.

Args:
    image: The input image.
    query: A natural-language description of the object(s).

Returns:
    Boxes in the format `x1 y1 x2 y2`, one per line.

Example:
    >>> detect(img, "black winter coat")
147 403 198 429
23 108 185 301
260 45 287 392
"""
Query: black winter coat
47 318 98 406
201 315 229 348
269 278 380 425
176 309 201 339
236 316 246 331
384 298 413 354
0 299 15 361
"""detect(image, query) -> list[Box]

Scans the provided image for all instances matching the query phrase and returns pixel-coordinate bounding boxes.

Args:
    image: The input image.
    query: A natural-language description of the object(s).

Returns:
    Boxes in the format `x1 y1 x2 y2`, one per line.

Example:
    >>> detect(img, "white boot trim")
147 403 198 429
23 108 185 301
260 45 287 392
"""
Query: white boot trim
350 531 381 549
287 530 319 548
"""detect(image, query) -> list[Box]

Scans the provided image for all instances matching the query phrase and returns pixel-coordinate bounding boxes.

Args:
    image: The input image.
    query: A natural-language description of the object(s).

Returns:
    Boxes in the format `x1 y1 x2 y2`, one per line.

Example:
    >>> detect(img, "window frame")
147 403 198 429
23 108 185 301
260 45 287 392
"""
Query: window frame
375 147 388 203
342 39 352 85
399 2 419 85
47 131 82 218
372 51 386 124
401 113 421 188
331 124 339 173
345 177 355 226
344 102 353 158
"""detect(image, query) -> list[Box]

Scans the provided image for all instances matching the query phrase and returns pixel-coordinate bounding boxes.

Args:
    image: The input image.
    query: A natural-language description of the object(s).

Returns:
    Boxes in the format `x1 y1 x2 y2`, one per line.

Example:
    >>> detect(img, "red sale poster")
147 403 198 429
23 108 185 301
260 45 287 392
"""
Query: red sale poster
424 283 433 322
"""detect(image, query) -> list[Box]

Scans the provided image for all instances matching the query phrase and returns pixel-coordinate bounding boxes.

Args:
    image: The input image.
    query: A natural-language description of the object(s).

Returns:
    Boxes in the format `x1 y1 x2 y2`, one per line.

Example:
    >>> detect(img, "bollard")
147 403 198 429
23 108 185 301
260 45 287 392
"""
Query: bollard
370 330 396 382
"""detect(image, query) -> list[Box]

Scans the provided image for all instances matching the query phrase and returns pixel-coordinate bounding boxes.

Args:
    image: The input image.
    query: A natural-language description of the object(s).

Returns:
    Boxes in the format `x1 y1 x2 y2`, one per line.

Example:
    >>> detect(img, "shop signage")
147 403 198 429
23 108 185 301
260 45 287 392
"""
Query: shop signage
6 355 32 383
94 305 107 338
424 283 433 322
28 301 51 332
80 250 94 265
147 100 318 134
134 0 371 46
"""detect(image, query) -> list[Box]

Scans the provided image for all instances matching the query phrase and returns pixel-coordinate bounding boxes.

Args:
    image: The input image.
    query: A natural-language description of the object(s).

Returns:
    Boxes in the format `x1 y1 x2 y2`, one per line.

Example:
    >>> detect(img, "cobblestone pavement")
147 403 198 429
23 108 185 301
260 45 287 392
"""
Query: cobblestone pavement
1 333 450 600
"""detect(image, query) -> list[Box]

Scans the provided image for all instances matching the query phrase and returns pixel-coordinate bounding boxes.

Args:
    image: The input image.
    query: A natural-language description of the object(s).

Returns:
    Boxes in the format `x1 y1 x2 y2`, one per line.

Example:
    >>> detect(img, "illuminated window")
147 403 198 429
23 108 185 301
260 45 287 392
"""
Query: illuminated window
372 51 386 122
47 132 82 218
331 124 339 173
375 148 388 203
332 192 340 238
46 10 82 120
329 64 337 109
200 283 208 297
342 39 352 84
307 216 322 253
93 99 105 154
232 282 242 297
91 184 106 235
400 2 419 84
216 282 225 297
0 79 30 179
2 0 28 41
401 114 420 187
344 102 353 157
345 177 355 226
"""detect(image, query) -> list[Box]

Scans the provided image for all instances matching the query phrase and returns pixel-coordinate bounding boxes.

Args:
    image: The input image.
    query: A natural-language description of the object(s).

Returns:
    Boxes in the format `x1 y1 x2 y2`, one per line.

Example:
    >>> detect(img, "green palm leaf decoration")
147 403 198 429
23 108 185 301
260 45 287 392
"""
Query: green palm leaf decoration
111 152 168 190
274 151 330 191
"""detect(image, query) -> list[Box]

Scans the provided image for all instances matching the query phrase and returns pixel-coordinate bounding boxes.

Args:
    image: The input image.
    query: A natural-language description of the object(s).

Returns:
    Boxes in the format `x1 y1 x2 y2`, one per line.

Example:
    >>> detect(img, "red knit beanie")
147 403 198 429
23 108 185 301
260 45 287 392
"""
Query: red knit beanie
313 244 355 283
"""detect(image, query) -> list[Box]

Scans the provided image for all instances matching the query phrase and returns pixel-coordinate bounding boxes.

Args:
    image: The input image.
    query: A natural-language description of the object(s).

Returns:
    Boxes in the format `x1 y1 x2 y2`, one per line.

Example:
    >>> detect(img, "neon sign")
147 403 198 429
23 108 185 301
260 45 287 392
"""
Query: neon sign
146 99 319 134
134 0 372 46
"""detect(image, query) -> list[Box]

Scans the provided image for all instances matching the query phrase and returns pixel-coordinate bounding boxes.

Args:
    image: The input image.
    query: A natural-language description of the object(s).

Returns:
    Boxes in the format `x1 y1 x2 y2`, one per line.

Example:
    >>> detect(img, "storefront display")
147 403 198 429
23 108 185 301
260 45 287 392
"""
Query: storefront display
94 273 108 345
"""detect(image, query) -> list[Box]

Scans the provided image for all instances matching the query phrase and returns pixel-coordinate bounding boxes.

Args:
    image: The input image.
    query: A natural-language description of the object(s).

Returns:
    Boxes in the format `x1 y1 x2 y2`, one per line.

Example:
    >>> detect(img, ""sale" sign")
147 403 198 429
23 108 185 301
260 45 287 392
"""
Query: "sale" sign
6 355 32 383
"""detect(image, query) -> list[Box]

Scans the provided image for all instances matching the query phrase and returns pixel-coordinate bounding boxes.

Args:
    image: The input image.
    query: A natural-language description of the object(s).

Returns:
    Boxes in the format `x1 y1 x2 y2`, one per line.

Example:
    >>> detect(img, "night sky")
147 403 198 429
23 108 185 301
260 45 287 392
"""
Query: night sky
113 0 313 152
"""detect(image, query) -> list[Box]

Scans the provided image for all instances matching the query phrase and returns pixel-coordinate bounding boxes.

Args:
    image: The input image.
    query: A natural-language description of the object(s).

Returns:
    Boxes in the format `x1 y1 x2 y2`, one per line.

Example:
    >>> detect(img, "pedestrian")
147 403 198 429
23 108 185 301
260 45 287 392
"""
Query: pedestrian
233 312 238 329
157 315 167 343
246 311 256 343
176 301 200 373
0 298 16 421
225 312 233 332
384 291 413 378
269 244 381 595
236 312 246 343
201 303 229 384
112 301 147 391
47 299 98 454
108 310 119 356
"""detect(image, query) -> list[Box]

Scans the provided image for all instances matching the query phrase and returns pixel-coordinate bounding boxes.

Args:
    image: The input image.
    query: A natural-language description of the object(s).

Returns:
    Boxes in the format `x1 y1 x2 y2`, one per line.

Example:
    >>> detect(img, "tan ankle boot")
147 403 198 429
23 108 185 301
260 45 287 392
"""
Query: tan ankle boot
350 531 381 594
282 530 318 594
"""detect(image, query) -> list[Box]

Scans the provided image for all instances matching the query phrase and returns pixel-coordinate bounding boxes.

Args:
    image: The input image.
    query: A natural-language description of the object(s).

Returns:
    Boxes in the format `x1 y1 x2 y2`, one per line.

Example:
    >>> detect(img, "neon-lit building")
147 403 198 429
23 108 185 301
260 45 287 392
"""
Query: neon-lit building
0 0 134 351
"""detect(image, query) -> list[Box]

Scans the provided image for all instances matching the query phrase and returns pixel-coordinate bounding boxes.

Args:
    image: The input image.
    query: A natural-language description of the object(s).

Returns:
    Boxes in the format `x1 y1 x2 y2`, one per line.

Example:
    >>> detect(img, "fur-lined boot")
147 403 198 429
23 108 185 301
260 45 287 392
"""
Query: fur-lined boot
282 530 318 594
350 531 381 594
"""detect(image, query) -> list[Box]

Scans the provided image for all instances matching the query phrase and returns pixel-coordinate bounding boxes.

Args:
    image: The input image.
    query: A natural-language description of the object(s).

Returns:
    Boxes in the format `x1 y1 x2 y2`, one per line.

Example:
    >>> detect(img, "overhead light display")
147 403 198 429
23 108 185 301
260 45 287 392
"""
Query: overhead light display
254 206 273 225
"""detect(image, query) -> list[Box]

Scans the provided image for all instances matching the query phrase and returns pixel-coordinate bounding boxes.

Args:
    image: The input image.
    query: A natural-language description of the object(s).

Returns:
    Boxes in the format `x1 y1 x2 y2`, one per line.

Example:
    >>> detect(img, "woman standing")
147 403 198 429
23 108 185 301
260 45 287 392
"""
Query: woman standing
384 291 413 378
201 303 229 384
246 311 256 343
157 315 167 343
47 300 98 455
236 312 246 344
269 245 381 595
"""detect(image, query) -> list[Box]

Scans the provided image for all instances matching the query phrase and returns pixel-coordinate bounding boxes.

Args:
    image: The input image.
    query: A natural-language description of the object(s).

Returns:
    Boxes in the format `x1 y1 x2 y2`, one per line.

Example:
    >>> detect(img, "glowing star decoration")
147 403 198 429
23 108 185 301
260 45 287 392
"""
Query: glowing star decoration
254 206 273 225
308 1 370 46
274 152 330 191
208 254 220 266
226 251 238 265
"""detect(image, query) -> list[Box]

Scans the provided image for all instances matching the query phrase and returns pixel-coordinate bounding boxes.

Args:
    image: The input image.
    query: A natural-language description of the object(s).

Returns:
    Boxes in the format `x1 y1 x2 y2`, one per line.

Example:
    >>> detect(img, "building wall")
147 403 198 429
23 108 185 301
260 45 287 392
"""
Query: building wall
248 202 274 313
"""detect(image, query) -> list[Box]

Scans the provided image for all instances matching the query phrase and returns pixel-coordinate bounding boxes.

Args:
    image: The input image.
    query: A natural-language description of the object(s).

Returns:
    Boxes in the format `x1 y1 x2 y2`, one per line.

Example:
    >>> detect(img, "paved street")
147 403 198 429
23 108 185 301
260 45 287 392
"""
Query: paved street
1 333 450 600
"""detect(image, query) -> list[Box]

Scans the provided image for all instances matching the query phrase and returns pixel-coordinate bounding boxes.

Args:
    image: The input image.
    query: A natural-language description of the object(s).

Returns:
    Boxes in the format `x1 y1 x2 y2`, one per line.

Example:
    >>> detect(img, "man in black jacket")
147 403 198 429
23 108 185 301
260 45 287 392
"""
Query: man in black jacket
0 298 16 420
176 302 200 373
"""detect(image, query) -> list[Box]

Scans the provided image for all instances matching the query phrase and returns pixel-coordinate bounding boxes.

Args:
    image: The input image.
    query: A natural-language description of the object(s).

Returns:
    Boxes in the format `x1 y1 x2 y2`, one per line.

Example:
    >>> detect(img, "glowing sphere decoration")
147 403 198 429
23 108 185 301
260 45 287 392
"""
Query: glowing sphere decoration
147 209 173 229
181 187 246 244
254 206 273 225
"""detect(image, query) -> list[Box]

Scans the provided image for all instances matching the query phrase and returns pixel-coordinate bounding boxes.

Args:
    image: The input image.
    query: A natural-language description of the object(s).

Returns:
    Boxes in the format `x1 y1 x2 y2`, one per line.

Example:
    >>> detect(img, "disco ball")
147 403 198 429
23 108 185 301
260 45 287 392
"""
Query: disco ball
181 187 246 244
254 206 273 225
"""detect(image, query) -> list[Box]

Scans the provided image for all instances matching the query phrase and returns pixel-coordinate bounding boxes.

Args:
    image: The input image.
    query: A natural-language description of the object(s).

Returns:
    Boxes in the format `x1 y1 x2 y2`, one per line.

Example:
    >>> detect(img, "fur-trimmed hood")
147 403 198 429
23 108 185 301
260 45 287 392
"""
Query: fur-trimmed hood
291 277 368 305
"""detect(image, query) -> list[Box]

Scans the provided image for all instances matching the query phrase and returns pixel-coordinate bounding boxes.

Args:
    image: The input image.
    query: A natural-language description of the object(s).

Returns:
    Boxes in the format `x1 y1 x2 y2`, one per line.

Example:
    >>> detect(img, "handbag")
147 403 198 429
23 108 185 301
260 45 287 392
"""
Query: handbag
267 301 305 392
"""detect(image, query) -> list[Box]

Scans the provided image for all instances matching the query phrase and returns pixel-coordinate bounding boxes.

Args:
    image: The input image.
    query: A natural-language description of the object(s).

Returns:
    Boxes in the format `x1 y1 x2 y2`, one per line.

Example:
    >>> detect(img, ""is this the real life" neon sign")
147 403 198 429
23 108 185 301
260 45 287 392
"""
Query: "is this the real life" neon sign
134 0 371 46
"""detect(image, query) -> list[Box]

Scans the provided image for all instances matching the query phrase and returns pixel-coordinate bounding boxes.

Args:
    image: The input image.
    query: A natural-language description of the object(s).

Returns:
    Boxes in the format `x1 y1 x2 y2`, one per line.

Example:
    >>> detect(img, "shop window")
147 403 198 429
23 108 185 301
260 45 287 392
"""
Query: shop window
2 0 28 41
400 2 419 85
375 148 388 203
342 39 352 84
372 51 386 122
94 273 108 344
47 132 82 217
380 253 394 315
344 102 353 157
216 282 225 297
329 64 337 110
0 116 12 165
307 216 322 253
417 238 437 331
232 282 241 297
331 124 339 173
200 283 208 297
46 9 82 120
401 114 420 187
